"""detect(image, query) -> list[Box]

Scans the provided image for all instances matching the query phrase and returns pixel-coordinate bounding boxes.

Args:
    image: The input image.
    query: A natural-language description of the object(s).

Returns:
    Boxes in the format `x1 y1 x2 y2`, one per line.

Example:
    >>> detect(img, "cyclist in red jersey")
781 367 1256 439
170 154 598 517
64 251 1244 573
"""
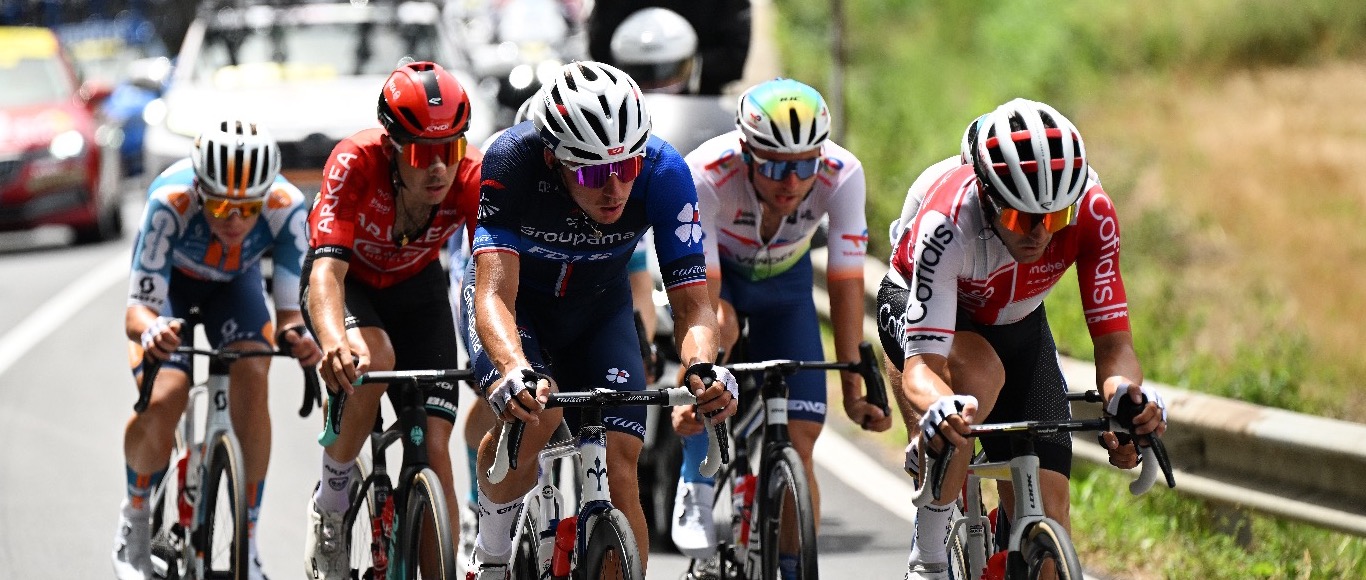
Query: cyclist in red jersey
876 99 1168 580
300 60 481 580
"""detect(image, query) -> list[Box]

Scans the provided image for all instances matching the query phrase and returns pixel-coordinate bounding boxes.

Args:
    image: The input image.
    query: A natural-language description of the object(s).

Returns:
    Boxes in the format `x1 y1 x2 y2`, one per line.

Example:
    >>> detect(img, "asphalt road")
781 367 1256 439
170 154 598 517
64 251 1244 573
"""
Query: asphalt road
0 191 916 579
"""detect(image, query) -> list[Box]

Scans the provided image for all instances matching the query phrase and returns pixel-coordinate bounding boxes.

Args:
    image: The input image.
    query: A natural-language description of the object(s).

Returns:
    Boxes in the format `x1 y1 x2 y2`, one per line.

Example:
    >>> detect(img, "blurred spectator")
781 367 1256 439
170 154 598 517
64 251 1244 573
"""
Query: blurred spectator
588 0 750 95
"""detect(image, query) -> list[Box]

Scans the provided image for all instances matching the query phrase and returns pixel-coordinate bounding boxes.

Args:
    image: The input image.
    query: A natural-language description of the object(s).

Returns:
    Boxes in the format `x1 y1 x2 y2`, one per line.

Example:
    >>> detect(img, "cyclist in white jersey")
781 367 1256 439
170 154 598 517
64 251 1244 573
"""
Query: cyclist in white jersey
669 78 892 566
875 99 1167 580
115 119 322 580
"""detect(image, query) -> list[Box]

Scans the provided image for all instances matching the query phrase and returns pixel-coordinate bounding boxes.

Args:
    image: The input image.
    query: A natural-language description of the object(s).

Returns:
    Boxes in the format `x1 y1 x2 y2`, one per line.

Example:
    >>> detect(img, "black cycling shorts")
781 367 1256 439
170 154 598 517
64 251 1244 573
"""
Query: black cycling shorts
303 261 462 423
877 274 1073 477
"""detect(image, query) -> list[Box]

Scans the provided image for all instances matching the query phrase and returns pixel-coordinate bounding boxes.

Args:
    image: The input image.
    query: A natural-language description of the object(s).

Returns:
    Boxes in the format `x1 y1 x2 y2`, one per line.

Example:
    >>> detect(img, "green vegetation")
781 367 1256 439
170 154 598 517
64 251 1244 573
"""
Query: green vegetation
784 0 1366 576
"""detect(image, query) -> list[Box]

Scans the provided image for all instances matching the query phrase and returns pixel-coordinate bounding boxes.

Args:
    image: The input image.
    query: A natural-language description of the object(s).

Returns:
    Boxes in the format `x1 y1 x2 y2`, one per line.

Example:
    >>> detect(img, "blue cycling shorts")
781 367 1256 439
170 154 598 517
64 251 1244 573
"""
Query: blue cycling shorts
466 274 649 440
720 253 828 423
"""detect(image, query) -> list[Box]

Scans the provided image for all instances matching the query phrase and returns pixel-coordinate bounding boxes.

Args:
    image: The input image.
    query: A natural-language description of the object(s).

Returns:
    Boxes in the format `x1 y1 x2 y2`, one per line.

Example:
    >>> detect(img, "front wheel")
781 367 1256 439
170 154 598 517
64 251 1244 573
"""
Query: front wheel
757 447 817 580
1020 519 1082 580
581 509 644 580
198 432 249 580
393 467 457 579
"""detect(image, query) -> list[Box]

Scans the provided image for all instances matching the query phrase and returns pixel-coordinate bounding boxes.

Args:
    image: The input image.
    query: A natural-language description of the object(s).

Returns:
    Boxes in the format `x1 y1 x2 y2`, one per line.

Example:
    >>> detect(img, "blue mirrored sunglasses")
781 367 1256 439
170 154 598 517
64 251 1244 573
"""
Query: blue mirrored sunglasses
746 151 821 180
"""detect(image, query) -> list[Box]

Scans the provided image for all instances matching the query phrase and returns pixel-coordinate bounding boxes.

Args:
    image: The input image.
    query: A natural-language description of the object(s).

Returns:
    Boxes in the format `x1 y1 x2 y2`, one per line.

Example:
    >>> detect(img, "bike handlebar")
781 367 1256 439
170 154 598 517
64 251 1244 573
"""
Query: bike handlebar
725 340 890 430
317 368 476 447
135 346 321 415
486 386 727 485
908 389 1176 507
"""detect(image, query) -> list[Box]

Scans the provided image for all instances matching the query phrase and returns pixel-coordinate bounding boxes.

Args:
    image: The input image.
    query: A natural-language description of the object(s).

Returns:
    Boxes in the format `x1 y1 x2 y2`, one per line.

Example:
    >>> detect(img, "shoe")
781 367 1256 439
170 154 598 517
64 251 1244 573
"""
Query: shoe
111 499 153 580
465 563 509 580
249 538 270 580
670 480 717 559
458 501 479 565
305 496 349 580
685 554 723 580
904 561 949 580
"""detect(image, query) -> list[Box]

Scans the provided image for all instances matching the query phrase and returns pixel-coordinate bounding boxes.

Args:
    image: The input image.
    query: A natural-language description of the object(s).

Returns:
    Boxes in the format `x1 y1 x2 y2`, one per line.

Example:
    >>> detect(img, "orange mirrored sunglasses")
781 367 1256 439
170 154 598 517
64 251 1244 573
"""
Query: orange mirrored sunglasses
402 136 467 168
986 194 1076 235
200 194 264 219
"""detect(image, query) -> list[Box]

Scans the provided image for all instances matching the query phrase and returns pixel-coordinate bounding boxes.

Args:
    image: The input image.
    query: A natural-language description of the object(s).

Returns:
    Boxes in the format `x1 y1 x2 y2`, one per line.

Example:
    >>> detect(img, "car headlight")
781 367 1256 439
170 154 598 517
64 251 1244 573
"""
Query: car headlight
49 130 87 160
142 98 167 127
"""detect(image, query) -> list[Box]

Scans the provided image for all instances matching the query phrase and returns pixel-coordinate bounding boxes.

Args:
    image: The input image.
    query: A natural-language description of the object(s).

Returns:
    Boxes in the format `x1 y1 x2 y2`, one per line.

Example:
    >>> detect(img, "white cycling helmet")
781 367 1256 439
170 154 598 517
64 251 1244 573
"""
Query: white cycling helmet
970 98 1088 213
959 113 988 164
735 78 830 154
609 7 699 94
192 119 281 200
534 61 652 165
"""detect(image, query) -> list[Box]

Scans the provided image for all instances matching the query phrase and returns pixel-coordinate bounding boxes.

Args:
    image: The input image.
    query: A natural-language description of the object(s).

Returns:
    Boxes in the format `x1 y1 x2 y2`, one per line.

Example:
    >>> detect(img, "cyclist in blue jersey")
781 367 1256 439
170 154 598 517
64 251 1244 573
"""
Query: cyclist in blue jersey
114 119 321 580
463 61 739 579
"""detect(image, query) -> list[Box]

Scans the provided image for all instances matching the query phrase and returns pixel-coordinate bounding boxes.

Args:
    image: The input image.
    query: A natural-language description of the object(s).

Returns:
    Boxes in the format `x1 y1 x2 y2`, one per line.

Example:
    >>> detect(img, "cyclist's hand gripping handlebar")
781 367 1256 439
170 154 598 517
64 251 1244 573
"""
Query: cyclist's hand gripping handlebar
1109 392 1177 494
856 341 891 430
486 373 538 485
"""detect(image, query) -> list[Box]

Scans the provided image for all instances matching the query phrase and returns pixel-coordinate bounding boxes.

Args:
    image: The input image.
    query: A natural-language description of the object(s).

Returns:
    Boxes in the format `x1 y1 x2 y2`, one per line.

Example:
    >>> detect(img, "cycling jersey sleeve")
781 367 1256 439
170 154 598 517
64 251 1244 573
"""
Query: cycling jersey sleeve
309 140 372 262
471 134 534 257
694 170 722 274
1074 186 1132 336
890 156 961 251
127 191 191 313
898 210 968 358
265 183 309 311
823 158 869 281
646 147 707 290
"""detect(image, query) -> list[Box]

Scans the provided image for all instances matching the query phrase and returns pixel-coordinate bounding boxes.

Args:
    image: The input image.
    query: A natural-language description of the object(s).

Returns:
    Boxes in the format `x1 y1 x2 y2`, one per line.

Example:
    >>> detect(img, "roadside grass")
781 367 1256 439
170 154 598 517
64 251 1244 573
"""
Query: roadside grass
784 0 1366 575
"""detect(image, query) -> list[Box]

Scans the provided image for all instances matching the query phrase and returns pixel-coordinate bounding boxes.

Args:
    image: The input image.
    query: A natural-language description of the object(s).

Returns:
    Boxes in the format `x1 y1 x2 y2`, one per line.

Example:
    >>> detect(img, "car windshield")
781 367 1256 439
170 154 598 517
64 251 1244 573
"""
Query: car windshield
0 56 73 107
195 18 445 87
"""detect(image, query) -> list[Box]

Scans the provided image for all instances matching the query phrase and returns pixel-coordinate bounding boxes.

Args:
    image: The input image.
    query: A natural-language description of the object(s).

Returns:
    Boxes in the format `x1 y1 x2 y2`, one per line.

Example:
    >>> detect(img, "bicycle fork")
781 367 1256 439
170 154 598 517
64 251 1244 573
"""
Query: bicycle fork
190 372 238 579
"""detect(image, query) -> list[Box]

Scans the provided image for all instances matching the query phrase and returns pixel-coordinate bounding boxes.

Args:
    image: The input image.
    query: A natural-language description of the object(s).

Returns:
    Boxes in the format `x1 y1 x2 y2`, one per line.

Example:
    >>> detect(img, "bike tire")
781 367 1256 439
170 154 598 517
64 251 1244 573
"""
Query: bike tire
198 432 249 580
509 502 542 580
149 445 185 580
757 446 818 580
1020 519 1083 580
393 467 458 579
581 508 644 580
346 455 382 579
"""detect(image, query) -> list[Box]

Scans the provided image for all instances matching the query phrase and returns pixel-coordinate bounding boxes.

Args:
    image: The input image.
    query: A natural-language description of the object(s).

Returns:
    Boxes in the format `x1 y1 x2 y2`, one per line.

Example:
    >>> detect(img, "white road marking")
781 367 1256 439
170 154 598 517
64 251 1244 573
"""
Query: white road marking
0 250 129 376
814 429 918 523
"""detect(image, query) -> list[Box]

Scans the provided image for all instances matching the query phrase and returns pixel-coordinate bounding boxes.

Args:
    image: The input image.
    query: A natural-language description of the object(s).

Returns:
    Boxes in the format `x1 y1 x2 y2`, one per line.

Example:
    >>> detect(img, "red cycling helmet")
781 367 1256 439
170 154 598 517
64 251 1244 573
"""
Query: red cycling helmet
377 61 471 144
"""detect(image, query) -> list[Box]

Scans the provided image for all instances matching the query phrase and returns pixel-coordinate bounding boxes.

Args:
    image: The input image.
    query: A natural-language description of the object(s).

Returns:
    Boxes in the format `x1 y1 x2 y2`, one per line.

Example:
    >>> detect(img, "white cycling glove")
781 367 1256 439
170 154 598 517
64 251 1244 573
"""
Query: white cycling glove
488 366 539 416
903 439 920 477
1106 384 1167 425
920 395 978 447
140 316 180 352
684 362 739 401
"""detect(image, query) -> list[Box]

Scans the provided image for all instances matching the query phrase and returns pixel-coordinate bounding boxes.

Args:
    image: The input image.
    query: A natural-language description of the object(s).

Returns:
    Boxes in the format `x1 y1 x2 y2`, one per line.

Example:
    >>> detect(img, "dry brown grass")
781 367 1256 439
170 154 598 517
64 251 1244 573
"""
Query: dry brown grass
1080 62 1366 422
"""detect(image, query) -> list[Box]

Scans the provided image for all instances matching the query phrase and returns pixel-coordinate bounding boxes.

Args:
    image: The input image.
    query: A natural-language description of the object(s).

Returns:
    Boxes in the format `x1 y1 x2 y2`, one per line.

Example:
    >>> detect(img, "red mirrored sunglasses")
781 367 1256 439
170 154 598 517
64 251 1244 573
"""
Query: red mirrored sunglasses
400 136 467 168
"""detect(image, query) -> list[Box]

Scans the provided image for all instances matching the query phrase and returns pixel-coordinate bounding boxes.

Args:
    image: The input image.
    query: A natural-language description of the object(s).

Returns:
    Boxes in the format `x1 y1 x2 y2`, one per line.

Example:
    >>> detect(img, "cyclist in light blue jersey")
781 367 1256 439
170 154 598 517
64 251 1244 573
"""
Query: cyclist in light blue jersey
115 119 321 580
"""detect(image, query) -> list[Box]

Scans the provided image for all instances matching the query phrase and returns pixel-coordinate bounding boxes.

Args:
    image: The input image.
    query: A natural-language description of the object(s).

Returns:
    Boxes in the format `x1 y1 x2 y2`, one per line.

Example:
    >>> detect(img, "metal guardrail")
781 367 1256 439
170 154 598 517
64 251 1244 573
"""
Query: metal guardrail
810 249 1366 536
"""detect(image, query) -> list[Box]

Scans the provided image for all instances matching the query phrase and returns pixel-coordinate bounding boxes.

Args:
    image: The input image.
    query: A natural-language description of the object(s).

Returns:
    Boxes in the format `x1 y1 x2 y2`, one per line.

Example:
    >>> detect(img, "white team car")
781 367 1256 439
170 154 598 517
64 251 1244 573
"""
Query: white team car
142 1 495 198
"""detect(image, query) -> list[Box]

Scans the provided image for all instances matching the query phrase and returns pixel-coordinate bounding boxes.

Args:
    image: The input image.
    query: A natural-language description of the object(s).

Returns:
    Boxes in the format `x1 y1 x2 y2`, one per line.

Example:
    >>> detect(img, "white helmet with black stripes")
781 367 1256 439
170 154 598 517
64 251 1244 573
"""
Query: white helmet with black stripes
191 118 281 200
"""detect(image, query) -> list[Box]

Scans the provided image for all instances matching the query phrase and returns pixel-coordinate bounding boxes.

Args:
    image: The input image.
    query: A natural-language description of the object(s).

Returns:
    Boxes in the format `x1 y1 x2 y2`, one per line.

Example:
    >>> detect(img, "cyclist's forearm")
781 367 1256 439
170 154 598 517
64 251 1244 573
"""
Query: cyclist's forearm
670 286 719 367
473 259 530 375
902 354 953 415
1093 330 1142 399
828 276 865 398
306 264 349 350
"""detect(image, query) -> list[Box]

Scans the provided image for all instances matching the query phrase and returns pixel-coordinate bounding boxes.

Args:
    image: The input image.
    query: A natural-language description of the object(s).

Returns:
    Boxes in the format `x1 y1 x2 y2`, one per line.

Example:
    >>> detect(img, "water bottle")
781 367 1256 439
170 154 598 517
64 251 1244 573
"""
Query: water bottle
536 518 558 576
731 474 756 553
175 446 197 527
551 515 577 579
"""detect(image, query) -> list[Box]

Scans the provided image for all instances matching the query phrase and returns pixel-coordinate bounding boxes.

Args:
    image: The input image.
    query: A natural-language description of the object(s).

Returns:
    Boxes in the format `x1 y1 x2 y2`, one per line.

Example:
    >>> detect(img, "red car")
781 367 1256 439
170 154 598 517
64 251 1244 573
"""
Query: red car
0 26 123 244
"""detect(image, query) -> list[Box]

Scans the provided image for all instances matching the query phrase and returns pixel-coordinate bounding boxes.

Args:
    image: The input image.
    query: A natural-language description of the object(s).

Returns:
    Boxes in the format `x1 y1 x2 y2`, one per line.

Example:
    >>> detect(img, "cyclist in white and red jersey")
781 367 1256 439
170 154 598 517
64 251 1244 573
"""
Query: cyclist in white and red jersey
876 99 1168 580
115 119 322 580
669 78 892 567
301 60 481 580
